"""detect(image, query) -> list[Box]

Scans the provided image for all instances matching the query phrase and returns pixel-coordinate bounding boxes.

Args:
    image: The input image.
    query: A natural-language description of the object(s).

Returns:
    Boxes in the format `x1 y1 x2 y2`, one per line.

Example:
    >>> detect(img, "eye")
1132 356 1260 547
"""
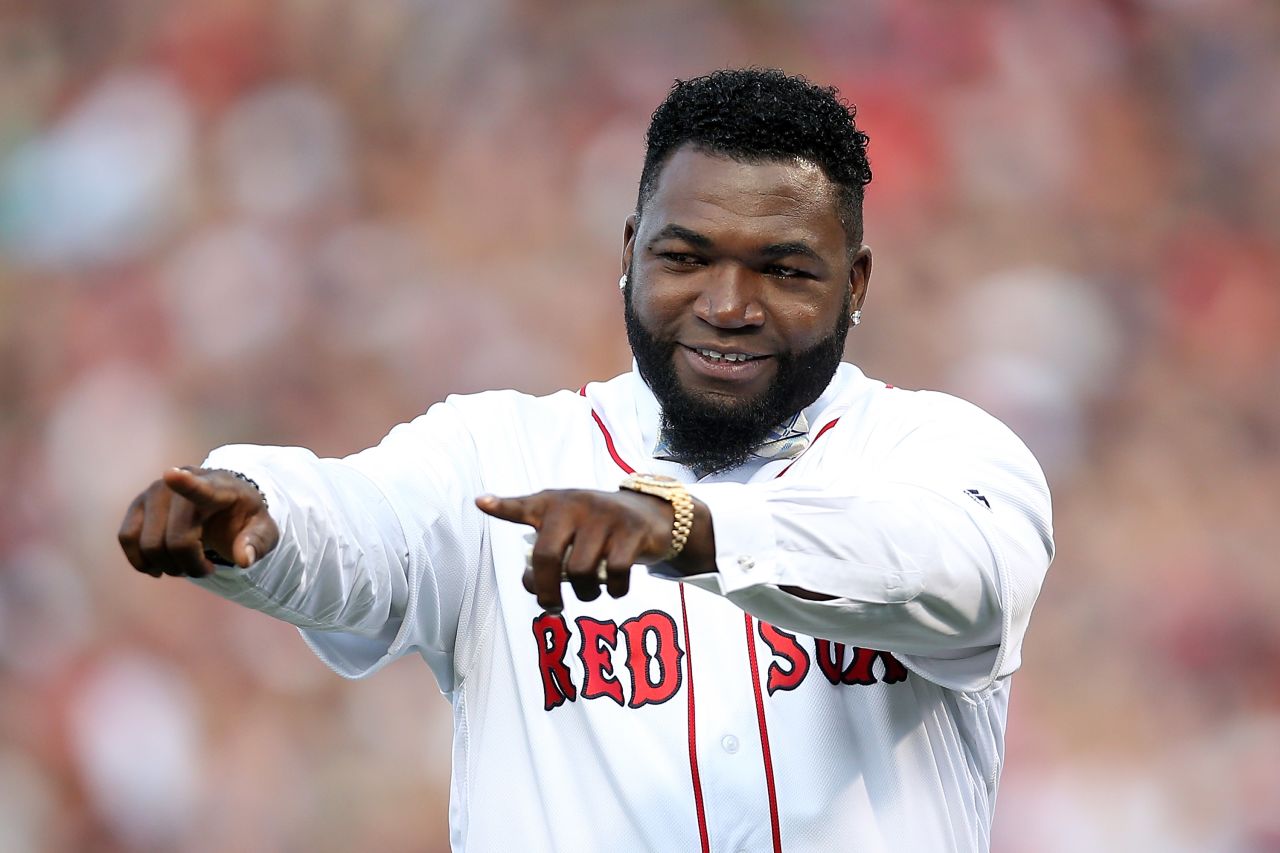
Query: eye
660 252 704 267
764 265 812 280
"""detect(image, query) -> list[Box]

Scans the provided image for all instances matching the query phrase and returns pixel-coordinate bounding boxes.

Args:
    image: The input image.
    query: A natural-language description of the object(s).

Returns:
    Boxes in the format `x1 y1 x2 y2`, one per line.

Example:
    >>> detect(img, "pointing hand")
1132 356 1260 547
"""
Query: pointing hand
118 467 279 578
476 489 709 614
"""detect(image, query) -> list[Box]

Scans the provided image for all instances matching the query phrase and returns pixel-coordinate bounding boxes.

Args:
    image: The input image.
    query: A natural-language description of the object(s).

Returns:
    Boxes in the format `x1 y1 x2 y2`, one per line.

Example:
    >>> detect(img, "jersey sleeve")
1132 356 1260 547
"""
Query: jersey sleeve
191 399 485 691
671 392 1054 693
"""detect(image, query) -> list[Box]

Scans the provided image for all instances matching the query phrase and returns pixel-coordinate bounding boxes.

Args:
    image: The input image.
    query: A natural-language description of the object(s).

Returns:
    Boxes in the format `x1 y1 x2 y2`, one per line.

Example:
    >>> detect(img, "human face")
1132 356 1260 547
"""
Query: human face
622 146 871 464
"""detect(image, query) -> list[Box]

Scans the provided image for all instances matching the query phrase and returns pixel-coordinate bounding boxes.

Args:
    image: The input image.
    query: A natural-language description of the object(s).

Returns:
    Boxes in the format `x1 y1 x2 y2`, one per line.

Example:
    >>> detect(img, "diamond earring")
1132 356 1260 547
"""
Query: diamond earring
618 274 628 290
851 309 862 326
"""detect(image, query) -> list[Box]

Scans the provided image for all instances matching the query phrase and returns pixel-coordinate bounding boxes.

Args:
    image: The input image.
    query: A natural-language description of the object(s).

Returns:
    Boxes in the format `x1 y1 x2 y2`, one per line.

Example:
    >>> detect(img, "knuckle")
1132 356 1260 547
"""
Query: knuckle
530 551 560 572
168 531 202 554
531 541 564 566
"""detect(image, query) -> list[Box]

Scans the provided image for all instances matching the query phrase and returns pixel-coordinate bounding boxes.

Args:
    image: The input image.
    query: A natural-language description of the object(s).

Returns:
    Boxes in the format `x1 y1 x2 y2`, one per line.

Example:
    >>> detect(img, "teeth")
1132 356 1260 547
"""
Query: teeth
697 348 755 363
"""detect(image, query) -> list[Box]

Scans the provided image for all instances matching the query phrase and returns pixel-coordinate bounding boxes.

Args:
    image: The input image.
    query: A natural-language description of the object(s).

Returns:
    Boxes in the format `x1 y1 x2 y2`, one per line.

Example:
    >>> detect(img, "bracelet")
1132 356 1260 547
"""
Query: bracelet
618 474 695 561
203 469 268 567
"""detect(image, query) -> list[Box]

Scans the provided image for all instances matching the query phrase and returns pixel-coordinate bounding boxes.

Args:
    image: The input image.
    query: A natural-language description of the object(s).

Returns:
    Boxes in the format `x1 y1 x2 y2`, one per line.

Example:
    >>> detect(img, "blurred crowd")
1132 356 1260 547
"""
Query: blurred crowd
1 0 1278 850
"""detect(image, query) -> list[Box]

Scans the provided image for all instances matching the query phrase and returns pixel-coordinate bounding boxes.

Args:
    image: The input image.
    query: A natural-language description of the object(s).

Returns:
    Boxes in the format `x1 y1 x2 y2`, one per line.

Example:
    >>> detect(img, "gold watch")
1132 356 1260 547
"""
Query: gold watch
619 474 695 561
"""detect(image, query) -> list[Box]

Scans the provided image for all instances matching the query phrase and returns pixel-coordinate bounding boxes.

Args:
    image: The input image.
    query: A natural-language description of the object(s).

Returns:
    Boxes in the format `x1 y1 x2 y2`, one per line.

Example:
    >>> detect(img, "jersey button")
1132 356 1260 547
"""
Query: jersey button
721 734 739 754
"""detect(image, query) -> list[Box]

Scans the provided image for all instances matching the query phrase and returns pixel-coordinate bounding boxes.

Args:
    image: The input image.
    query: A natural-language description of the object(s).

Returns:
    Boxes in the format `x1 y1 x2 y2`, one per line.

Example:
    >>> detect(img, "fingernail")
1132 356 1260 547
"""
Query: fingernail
245 544 257 564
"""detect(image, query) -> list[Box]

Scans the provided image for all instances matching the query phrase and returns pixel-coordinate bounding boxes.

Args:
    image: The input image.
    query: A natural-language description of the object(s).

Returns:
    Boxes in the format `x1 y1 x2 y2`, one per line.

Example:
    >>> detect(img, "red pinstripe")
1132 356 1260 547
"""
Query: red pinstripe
744 613 784 853
680 585 713 853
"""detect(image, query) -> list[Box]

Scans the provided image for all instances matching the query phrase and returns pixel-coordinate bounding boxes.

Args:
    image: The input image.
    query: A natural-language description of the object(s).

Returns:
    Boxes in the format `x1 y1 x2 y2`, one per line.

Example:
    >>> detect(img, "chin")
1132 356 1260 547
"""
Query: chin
682 383 764 410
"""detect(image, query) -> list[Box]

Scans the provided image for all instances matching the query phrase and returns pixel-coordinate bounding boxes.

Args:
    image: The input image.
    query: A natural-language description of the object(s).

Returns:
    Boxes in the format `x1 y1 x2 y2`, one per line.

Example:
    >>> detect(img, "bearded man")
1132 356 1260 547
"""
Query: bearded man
119 69 1054 853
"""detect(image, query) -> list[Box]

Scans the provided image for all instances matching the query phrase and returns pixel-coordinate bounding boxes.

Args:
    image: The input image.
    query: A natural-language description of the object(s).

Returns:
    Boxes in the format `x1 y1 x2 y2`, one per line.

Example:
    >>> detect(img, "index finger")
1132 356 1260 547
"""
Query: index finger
475 494 542 528
162 467 236 510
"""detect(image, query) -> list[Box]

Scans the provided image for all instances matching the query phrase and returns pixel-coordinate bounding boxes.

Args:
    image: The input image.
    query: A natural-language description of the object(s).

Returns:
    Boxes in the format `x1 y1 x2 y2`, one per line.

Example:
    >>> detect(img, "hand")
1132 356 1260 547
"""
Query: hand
475 489 676 613
118 467 280 578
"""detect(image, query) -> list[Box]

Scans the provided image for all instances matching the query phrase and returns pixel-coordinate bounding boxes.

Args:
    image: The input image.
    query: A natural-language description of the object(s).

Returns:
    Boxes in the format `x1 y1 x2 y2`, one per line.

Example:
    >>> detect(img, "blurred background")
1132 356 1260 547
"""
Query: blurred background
1 0 1278 850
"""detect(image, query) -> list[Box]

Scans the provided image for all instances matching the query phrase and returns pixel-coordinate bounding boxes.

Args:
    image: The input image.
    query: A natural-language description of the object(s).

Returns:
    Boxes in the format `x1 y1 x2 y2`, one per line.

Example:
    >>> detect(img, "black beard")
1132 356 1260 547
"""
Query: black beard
624 285 850 476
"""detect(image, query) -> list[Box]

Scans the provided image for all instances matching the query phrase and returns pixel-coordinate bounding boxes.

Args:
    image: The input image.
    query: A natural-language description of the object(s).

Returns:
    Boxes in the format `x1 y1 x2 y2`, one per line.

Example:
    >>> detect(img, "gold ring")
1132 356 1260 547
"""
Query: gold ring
557 558 609 584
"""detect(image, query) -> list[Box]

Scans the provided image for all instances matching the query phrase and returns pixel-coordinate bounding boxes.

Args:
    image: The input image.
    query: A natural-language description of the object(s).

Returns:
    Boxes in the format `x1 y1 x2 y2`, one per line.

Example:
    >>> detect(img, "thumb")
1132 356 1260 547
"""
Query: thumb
232 516 279 569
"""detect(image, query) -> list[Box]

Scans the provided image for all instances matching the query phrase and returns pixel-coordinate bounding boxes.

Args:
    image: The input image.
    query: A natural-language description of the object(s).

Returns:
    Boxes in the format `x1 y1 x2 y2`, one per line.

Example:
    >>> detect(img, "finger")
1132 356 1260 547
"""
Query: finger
564 529 608 603
117 493 148 574
231 515 279 569
604 529 644 599
530 519 573 614
163 467 237 513
164 492 215 577
137 483 173 578
475 494 542 528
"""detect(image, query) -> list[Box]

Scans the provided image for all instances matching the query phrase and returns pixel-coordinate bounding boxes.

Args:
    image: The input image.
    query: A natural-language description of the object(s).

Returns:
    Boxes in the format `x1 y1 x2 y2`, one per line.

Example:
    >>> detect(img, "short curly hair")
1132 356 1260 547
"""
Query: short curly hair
637 68 873 245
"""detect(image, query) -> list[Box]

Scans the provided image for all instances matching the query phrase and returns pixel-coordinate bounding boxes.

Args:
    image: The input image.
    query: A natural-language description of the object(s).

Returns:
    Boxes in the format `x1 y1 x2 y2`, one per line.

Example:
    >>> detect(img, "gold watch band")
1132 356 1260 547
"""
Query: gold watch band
619 474 695 561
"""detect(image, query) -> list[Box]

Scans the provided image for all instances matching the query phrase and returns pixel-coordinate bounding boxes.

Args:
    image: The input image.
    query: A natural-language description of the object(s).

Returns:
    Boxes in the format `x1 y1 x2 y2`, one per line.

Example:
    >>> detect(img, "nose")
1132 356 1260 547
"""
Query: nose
694 267 765 329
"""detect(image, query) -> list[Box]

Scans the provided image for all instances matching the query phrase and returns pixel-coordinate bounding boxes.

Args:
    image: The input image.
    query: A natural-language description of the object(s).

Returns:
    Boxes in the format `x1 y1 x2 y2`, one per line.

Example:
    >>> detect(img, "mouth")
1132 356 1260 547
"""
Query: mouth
691 347 765 363
678 344 773 384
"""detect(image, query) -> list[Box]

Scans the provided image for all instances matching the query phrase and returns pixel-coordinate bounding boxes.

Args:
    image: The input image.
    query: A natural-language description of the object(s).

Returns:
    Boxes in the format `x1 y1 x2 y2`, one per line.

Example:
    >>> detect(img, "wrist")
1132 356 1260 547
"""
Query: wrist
619 474 694 561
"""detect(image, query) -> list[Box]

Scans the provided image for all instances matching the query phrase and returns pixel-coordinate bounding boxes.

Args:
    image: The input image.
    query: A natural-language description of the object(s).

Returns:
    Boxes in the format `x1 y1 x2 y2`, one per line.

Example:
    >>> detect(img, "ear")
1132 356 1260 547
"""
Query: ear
621 214 638 277
848 244 872 311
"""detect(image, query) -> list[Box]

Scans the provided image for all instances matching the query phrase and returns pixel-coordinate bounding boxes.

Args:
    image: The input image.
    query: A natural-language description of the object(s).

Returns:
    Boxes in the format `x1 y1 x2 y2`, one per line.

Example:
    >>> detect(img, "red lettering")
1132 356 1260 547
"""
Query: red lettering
843 647 909 685
758 621 810 695
575 616 624 706
815 639 909 686
532 614 577 710
815 639 847 685
621 610 684 708
842 646 880 685
849 645 911 686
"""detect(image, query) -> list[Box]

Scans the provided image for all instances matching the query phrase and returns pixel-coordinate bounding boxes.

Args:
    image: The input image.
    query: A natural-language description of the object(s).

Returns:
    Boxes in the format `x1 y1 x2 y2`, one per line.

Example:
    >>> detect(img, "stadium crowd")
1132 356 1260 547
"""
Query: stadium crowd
0 0 1277 850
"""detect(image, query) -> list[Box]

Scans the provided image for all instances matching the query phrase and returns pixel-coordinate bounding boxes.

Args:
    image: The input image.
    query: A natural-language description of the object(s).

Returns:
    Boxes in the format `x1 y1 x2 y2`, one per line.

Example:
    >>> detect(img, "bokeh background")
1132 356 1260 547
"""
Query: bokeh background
1 0 1278 850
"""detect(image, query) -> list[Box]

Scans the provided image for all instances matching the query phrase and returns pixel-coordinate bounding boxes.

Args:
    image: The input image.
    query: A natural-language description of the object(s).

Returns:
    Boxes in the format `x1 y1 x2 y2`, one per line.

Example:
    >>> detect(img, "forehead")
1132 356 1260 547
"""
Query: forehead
642 145 846 251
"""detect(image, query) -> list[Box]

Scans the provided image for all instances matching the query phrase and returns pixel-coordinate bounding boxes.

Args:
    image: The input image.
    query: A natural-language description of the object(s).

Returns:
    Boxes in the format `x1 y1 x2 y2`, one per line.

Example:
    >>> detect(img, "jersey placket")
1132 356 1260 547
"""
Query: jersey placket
680 583 779 853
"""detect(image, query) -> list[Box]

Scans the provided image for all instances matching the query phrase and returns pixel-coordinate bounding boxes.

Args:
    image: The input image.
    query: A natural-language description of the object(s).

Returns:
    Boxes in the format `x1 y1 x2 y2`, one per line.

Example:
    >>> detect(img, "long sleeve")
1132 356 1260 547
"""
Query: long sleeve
671 391 1054 692
190 400 486 690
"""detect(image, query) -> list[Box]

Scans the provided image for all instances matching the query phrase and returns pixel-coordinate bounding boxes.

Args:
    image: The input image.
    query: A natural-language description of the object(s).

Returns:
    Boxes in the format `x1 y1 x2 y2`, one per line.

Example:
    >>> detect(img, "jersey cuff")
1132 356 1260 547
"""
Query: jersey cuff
682 481 780 594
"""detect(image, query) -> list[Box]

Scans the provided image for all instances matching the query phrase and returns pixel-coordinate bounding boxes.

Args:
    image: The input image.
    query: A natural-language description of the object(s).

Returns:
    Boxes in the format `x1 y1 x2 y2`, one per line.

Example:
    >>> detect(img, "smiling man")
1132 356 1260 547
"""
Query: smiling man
119 70 1054 852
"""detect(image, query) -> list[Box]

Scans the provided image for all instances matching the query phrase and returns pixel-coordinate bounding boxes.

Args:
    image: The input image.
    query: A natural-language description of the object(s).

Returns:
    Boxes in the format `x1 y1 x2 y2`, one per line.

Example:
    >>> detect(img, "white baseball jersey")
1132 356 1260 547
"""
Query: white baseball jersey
195 363 1053 852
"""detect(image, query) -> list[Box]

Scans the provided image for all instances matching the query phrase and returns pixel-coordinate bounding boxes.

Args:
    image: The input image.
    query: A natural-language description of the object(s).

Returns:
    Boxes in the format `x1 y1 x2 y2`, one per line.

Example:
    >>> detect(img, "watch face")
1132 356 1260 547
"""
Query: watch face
625 473 681 492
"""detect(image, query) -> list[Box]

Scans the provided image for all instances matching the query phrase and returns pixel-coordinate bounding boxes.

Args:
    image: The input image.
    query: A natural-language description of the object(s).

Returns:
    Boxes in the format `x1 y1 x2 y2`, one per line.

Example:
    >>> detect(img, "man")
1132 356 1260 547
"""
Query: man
119 69 1053 852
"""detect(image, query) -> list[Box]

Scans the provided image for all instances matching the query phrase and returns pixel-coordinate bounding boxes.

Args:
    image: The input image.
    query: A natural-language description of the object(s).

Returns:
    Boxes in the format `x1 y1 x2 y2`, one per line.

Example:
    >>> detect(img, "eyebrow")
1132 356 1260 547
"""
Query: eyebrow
648 224 713 249
759 241 822 264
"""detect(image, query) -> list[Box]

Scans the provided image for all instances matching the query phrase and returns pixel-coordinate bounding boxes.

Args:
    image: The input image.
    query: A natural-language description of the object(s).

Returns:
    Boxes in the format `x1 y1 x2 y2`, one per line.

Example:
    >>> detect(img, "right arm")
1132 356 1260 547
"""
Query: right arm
118 401 486 682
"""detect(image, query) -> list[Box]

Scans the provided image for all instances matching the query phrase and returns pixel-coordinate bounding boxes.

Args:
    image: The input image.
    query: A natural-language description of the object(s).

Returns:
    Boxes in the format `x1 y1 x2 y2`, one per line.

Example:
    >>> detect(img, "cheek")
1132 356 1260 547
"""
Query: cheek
631 276 695 324
772 299 837 345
